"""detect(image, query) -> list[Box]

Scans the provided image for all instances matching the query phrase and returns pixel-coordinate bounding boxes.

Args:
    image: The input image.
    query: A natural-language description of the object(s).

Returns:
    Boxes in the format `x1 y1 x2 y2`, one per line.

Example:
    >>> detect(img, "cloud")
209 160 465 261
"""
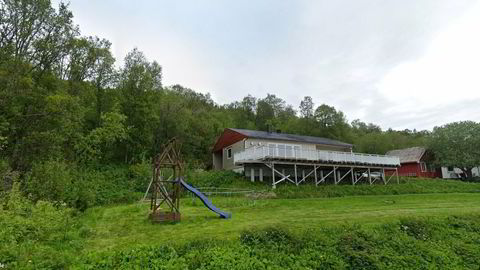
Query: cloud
56 0 479 130
376 1 480 129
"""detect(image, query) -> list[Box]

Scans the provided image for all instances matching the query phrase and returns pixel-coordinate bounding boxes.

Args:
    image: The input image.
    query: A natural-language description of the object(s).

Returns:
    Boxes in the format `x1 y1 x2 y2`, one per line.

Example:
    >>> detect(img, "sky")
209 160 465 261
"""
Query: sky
54 0 480 131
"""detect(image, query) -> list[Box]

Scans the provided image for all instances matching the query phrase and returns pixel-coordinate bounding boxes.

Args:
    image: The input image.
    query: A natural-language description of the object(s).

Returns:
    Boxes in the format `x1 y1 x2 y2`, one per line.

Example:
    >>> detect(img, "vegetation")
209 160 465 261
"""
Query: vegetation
3 187 480 268
186 170 480 197
429 121 480 179
79 214 480 269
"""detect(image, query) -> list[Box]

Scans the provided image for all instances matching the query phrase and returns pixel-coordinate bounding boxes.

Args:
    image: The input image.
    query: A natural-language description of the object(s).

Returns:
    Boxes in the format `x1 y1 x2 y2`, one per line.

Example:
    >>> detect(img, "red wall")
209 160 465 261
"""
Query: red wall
397 162 439 178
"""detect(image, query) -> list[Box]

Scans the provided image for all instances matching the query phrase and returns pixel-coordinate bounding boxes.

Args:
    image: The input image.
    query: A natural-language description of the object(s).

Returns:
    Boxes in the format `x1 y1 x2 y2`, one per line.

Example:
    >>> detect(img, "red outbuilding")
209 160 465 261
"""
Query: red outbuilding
386 147 441 178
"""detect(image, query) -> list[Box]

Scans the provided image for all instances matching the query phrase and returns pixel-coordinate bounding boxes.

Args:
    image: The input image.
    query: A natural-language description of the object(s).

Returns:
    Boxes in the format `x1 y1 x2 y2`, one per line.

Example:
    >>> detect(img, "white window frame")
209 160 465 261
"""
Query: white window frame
226 147 232 159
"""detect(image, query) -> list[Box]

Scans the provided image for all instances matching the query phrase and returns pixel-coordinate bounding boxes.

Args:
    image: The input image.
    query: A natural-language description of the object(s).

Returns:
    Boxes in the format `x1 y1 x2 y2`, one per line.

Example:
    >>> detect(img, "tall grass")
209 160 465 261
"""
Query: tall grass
79 214 480 269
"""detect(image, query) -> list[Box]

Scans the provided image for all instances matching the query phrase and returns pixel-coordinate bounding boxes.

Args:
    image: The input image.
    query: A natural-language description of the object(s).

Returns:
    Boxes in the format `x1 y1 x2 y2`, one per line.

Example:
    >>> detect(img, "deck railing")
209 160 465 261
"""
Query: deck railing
234 145 400 166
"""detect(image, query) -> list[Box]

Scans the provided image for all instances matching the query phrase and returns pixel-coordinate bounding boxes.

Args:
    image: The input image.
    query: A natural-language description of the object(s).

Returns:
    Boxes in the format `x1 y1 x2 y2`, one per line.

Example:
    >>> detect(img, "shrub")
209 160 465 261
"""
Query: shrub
24 160 75 205
81 245 187 269
0 183 80 269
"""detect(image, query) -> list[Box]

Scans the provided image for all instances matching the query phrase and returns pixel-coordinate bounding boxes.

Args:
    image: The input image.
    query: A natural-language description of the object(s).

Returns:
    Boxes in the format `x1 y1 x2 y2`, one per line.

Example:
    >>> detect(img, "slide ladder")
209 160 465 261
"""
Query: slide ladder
179 178 231 219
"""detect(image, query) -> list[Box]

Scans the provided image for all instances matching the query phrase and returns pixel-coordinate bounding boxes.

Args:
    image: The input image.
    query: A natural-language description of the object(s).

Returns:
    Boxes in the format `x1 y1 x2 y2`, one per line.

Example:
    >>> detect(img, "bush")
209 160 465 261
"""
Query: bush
24 160 75 205
81 245 187 269
23 161 147 211
0 159 15 194
0 184 81 269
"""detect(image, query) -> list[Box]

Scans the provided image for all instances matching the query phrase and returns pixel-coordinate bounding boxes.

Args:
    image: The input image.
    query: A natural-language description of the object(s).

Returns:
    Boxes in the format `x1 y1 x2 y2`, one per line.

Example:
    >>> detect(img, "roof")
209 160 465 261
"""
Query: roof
228 128 353 148
385 147 426 163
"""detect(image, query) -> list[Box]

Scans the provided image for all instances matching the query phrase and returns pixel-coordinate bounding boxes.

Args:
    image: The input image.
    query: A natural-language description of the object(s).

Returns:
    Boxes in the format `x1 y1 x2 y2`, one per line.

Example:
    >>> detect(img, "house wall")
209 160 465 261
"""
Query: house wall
222 139 245 170
212 152 222 170
244 138 351 152
397 162 439 178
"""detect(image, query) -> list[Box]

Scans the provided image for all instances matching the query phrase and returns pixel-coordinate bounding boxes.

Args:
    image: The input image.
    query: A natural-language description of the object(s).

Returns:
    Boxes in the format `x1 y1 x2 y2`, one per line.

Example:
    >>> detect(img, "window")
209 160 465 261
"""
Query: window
267 143 300 158
420 162 427 172
226 148 232 159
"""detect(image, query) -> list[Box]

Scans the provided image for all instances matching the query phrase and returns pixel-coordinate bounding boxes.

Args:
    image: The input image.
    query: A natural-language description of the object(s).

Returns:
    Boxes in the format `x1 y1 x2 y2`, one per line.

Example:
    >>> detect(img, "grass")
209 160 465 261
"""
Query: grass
80 192 480 253
187 170 480 199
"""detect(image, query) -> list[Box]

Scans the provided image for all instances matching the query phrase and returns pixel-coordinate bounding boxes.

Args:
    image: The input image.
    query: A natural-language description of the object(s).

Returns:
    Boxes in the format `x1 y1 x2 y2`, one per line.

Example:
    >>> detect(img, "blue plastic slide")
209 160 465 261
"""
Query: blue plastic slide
179 178 231 219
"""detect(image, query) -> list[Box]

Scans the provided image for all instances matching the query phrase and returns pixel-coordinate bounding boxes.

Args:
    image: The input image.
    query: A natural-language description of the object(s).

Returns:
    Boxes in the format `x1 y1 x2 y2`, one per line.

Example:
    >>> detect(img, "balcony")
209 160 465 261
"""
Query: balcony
234 145 400 167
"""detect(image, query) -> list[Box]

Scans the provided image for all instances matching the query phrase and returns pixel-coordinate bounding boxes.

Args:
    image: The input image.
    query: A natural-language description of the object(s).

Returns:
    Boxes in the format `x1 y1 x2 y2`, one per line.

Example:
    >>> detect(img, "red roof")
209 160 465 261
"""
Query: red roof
212 129 247 152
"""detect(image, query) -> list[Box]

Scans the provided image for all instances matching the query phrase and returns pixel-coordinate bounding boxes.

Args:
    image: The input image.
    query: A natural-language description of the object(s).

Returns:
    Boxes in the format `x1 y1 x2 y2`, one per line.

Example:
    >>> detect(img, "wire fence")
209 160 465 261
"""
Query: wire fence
186 187 255 197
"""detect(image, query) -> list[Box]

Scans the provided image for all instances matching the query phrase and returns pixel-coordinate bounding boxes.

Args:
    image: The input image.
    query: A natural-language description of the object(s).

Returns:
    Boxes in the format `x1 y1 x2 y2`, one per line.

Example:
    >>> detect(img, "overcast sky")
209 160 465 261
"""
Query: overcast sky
55 0 480 131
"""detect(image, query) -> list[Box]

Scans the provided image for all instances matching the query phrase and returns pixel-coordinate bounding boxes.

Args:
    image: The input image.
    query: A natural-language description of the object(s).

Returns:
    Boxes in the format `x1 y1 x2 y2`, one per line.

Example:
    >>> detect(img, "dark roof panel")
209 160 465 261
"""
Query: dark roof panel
228 128 352 148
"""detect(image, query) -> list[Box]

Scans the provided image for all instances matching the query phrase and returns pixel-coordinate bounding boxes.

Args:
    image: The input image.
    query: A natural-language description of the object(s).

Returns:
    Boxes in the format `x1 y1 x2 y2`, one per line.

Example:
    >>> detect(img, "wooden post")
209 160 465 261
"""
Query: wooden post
272 163 276 189
396 168 399 184
294 164 298 186
333 167 337 185
250 167 255 182
351 167 355 185
259 168 263 182
320 170 324 184
302 169 305 183
314 165 318 186
368 168 372 185
382 168 386 185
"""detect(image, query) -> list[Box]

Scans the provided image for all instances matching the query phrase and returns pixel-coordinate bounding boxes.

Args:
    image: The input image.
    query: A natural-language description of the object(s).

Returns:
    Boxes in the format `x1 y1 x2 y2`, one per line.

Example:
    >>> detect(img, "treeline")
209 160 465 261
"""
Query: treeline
0 0 429 173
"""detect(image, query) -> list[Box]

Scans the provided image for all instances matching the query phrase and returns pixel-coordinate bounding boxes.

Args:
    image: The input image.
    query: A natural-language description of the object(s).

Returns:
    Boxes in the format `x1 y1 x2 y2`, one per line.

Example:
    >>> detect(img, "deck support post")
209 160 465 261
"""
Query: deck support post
259 168 263 182
265 163 295 187
351 167 355 185
272 163 276 189
250 167 255 182
368 168 372 185
396 168 399 184
302 170 305 183
314 165 318 186
382 168 386 185
320 170 324 184
333 166 337 185
294 164 298 186
337 167 352 184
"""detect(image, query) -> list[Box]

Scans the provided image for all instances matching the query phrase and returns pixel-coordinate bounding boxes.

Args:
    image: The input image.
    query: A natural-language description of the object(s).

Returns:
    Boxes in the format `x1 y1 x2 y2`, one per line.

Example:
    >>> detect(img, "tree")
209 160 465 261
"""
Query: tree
255 99 275 131
118 48 162 163
313 104 350 140
299 96 314 118
0 0 78 74
429 121 480 179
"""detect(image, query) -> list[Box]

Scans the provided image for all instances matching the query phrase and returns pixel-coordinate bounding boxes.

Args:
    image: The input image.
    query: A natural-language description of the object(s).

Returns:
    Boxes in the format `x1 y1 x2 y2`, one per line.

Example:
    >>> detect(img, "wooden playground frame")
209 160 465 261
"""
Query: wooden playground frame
149 138 184 222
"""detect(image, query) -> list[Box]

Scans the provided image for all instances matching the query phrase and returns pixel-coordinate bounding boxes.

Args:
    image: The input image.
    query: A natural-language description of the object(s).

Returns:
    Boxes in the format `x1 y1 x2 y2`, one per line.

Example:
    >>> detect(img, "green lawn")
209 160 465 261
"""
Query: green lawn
81 192 480 253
